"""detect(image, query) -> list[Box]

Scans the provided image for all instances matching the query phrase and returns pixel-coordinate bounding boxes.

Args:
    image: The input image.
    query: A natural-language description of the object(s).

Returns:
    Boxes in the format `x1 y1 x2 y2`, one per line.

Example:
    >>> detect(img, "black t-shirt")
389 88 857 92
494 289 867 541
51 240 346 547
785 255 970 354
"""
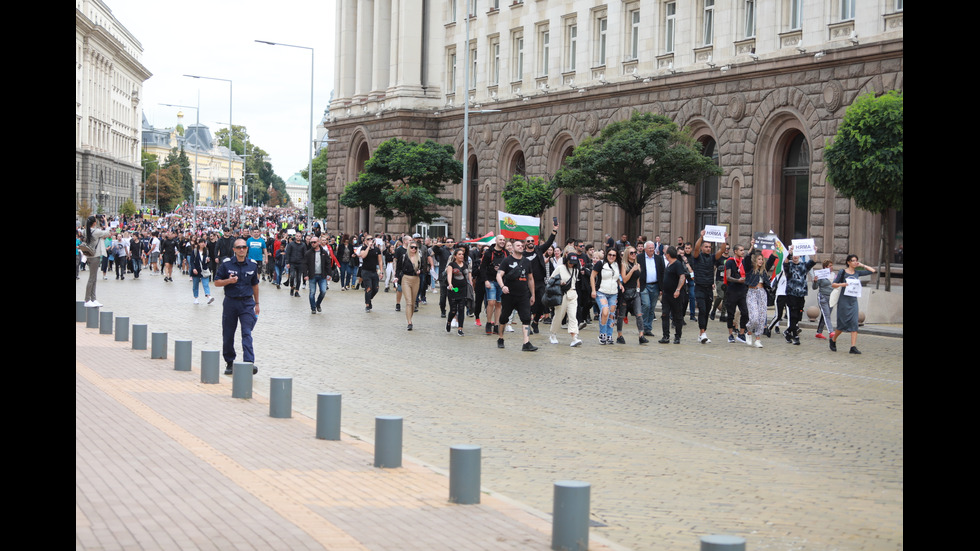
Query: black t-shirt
663 259 687 296
360 244 381 272
497 255 532 296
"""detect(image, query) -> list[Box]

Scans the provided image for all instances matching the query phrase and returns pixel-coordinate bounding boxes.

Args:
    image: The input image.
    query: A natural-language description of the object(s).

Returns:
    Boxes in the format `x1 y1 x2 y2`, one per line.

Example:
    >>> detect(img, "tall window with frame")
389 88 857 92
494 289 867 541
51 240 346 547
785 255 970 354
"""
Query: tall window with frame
512 32 524 82
594 15 607 66
744 0 756 38
840 0 855 20
448 49 457 93
565 22 578 72
470 44 477 90
702 0 714 46
539 28 550 77
490 38 500 85
629 9 640 60
789 0 803 30
664 2 676 53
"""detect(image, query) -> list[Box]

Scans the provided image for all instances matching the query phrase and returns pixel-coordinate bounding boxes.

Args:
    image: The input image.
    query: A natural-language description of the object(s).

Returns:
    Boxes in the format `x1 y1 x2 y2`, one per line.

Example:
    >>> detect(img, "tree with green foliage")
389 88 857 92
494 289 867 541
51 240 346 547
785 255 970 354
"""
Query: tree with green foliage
143 165 184 213
825 90 903 290
120 198 138 217
162 147 193 202
340 138 463 228
552 111 722 238
301 148 330 218
502 174 559 218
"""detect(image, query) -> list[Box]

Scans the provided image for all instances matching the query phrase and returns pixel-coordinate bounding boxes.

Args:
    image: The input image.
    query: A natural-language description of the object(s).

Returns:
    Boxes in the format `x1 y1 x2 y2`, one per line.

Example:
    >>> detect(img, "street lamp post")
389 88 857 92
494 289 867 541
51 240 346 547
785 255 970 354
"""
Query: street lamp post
184 74 232 228
255 39 315 222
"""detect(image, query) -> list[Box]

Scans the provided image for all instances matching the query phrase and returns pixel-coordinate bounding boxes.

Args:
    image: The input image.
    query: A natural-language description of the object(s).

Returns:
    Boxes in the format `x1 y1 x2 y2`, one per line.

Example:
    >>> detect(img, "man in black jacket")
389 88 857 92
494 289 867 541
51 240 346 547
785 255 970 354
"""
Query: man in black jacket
304 236 334 313
639 240 665 336
285 233 306 297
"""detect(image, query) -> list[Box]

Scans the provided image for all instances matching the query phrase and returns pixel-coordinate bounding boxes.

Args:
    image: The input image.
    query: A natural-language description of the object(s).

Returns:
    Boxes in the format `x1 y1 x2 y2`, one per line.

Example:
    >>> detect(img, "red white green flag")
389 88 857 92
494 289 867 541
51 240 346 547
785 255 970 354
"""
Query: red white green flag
497 211 541 245
461 232 496 245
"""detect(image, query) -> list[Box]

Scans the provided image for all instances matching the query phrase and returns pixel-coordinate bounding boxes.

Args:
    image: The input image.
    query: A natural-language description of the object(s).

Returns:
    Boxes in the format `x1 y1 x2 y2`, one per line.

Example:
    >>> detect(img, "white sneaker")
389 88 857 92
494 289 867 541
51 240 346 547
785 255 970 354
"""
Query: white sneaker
193 298 200 304
754 338 764 348
86 300 103 307
698 334 706 344
506 324 514 333
549 334 559 344
570 337 583 347
746 334 754 346
702 333 711 344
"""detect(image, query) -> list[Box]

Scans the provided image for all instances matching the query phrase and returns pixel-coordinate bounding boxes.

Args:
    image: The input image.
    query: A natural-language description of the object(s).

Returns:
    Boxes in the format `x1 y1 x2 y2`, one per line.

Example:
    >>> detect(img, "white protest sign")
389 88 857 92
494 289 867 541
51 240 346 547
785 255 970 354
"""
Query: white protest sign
791 238 816 256
844 276 862 298
814 268 832 281
703 225 726 243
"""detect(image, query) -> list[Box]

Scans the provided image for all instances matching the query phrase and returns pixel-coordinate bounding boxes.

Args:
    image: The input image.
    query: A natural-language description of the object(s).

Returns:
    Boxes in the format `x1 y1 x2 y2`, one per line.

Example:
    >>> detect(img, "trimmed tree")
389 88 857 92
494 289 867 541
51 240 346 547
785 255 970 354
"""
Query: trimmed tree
340 138 462 229
552 111 722 238
502 174 559 218
825 90 903 290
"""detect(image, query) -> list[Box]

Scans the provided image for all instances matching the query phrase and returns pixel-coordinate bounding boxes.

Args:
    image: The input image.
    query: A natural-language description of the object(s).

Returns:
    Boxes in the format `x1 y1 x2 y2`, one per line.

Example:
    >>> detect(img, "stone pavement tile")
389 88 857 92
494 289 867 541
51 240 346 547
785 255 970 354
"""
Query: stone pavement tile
76 324 617 550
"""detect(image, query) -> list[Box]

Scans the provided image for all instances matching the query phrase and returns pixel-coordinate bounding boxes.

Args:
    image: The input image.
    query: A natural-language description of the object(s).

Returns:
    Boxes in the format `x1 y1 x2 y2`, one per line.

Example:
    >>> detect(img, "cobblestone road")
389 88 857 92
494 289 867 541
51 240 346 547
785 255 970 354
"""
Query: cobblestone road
78 270 903 550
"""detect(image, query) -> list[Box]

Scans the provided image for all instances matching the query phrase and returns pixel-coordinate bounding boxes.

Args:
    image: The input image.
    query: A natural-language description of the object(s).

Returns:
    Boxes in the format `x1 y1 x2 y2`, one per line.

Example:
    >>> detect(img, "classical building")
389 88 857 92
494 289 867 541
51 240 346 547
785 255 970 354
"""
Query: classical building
141 112 245 207
285 173 310 209
324 0 903 262
76 0 152 215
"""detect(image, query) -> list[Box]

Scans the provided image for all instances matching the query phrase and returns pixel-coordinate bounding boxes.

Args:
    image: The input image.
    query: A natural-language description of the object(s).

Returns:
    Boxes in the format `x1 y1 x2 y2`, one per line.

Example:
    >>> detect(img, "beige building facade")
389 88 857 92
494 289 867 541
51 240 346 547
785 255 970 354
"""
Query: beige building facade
324 0 903 262
76 0 151 214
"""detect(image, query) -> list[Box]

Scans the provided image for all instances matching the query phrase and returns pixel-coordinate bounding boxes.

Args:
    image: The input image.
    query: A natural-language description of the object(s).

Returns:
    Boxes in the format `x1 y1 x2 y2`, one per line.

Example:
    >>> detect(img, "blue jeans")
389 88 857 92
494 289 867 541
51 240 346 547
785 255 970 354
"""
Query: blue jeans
309 275 327 309
596 291 618 338
688 280 696 317
192 275 211 298
341 264 356 287
640 283 660 331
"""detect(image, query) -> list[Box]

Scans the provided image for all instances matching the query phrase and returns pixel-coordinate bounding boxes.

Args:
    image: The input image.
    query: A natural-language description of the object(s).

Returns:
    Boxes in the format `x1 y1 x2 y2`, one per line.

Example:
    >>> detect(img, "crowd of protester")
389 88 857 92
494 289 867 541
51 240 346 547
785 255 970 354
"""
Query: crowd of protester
77 208 877 355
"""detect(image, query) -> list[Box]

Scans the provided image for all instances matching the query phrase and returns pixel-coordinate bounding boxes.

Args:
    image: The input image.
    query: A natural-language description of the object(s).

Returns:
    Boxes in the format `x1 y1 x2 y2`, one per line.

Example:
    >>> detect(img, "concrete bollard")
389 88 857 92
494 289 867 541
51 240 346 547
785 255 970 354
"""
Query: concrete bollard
231 362 253 399
551 480 590 551
99 311 113 334
115 317 129 342
150 332 168 359
269 377 292 418
200 351 220 383
374 416 403 468
449 445 481 505
174 340 192 371
700 535 746 551
132 324 148 350
76 301 86 322
316 393 342 440
86 305 100 328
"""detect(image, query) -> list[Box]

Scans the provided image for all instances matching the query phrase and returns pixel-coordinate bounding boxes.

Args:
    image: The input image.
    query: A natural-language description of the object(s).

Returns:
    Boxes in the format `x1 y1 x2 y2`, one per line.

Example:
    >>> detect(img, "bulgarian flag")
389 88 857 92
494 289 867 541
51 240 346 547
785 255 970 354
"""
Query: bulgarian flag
461 232 496 245
497 211 541 245
755 232 788 278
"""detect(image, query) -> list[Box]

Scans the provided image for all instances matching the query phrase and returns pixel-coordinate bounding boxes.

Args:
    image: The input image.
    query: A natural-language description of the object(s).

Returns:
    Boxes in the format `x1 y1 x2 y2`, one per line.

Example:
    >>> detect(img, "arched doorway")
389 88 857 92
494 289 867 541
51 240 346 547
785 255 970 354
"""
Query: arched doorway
467 154 479 237
779 132 810 241
695 137 720 231
354 141 371 233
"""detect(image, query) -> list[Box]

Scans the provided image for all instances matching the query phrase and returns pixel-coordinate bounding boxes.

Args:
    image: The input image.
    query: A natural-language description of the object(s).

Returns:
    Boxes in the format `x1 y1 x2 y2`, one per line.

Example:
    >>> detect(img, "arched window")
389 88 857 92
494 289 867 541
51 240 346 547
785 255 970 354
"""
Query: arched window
695 137 719 230
511 150 526 178
781 133 809 240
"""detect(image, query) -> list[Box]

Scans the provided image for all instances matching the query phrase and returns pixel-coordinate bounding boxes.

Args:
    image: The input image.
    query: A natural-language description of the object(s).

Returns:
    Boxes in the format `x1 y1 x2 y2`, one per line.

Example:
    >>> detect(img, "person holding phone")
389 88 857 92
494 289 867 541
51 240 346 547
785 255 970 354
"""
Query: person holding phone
215 238 260 375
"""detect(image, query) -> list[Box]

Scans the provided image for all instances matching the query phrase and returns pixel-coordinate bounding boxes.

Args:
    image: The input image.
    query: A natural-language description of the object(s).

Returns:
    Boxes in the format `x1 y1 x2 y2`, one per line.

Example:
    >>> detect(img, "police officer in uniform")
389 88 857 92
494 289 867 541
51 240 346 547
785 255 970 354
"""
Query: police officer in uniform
215 238 260 375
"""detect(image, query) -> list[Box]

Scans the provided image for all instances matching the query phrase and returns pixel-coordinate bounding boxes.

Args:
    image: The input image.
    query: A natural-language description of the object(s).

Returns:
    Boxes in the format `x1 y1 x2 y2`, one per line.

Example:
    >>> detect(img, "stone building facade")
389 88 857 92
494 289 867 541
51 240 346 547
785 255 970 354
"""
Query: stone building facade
76 0 151 215
324 0 903 261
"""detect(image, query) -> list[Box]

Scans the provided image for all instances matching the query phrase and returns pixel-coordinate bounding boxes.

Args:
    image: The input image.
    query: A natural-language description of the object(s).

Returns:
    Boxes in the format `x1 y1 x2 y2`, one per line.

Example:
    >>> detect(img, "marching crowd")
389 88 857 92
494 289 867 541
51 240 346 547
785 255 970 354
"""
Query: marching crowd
78 211 877 371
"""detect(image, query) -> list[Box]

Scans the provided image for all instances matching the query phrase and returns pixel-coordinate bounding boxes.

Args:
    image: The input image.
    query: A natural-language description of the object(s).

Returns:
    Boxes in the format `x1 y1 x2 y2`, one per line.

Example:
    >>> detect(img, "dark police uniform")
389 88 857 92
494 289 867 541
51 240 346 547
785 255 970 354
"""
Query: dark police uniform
216 256 260 367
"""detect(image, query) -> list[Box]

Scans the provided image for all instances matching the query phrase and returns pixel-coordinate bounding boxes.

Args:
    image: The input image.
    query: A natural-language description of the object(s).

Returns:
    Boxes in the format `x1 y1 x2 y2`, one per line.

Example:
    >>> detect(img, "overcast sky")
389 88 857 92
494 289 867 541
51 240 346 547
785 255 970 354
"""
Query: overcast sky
108 0 336 181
